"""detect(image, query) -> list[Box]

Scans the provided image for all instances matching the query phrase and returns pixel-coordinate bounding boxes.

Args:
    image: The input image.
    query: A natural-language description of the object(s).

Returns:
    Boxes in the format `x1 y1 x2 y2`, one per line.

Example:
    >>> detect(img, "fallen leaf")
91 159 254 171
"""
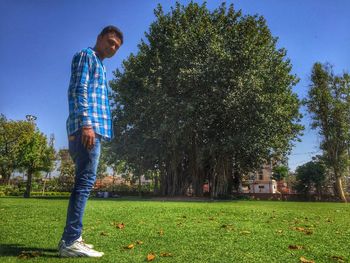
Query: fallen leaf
117 223 125 229
221 224 234 230
288 245 303 250
300 256 315 263
123 244 134 249
331 255 345 262
293 227 313 235
147 253 156 261
111 221 125 229
159 229 164 236
276 230 283 234
160 252 172 257
304 230 313 235
136 240 143 245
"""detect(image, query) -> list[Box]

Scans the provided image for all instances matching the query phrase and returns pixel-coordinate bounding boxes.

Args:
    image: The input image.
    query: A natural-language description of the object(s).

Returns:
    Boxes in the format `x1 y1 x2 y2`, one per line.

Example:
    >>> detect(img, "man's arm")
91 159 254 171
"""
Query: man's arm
71 51 95 149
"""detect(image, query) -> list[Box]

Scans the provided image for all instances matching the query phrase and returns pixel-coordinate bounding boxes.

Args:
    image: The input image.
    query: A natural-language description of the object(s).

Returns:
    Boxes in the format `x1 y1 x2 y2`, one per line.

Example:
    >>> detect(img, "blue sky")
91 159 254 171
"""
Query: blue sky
1 0 349 171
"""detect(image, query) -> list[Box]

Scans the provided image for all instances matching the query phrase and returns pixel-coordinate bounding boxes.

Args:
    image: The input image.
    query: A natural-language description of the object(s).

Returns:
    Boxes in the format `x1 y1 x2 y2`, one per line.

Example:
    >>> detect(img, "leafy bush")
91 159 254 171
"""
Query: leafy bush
30 191 70 196
0 185 24 196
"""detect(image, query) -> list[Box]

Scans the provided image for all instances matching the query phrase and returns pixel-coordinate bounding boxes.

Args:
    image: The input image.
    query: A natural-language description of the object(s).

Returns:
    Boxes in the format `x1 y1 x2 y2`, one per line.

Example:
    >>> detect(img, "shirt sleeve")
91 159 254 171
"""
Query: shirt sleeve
70 51 92 127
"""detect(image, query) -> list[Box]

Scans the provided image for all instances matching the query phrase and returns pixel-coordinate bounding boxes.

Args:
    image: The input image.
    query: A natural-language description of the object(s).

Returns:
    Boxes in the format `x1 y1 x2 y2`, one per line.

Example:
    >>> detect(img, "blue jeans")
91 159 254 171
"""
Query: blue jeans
61 129 101 246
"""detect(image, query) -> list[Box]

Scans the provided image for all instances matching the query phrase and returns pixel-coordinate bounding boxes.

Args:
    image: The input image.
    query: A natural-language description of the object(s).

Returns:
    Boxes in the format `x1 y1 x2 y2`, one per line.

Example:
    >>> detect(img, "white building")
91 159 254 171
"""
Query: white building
243 163 278 194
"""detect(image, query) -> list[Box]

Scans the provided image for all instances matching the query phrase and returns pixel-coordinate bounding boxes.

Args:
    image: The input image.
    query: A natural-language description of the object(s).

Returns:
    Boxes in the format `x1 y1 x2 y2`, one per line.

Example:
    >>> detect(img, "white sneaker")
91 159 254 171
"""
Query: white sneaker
77 236 94 249
58 239 104 258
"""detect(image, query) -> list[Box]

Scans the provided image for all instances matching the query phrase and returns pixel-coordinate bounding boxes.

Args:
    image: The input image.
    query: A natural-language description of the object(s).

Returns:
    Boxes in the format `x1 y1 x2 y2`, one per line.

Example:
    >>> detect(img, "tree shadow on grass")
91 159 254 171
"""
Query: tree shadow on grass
0 244 58 258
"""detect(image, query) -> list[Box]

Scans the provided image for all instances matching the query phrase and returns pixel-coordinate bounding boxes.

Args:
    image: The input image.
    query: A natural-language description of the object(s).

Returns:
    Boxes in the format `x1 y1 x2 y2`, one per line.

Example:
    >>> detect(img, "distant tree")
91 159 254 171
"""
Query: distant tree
294 158 326 197
57 149 75 191
272 165 288 181
0 114 34 184
305 63 350 202
18 129 56 198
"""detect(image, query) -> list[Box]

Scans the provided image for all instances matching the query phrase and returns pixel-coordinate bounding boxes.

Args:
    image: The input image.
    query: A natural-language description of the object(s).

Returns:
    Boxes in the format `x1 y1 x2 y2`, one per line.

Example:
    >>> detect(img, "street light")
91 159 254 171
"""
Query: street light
26 115 37 123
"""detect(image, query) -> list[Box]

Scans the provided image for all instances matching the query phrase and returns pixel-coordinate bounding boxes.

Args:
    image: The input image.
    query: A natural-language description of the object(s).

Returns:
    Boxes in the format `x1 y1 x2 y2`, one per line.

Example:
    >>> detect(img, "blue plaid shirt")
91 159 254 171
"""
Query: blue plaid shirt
66 47 113 141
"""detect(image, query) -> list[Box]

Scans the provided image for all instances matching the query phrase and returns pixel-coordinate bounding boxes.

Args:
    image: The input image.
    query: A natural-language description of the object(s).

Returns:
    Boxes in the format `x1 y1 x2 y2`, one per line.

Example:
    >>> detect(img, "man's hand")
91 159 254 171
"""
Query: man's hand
81 127 95 150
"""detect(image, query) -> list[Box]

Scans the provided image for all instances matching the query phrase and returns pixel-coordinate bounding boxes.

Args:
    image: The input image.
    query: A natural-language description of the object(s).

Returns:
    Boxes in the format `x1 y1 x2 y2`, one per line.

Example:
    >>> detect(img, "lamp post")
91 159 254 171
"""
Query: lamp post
25 114 37 123
23 114 37 198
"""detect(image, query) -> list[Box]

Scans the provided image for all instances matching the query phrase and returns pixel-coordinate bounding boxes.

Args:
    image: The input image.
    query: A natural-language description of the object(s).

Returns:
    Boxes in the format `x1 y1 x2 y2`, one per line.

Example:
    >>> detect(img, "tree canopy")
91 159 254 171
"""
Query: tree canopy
109 2 303 197
306 62 350 202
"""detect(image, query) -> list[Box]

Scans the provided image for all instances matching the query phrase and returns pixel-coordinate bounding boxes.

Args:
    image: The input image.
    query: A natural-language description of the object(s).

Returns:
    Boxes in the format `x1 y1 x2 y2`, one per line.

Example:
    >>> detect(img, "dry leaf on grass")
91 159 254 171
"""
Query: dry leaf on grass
293 227 313 235
221 224 234 230
147 253 156 261
160 252 172 257
136 240 144 245
111 221 125 229
158 229 164 236
117 223 125 229
123 244 134 249
300 256 315 263
288 245 303 250
276 230 283 234
331 255 345 262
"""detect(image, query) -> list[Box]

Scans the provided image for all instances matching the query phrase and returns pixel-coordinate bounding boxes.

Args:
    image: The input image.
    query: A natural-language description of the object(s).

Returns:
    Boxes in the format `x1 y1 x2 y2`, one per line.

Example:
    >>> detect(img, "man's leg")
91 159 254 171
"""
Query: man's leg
61 129 101 246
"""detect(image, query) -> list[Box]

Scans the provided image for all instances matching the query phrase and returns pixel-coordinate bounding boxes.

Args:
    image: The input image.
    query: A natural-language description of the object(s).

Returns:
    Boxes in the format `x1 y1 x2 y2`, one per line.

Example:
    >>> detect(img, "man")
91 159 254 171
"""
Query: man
58 25 123 257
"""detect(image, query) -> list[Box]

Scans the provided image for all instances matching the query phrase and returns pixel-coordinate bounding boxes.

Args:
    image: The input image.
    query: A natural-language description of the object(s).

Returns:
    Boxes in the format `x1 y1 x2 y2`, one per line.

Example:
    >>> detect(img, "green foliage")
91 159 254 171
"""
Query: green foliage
0 114 56 197
29 191 70 197
294 158 326 195
98 183 152 193
0 114 35 183
57 149 75 191
17 128 56 198
109 2 302 196
305 62 350 201
272 165 289 181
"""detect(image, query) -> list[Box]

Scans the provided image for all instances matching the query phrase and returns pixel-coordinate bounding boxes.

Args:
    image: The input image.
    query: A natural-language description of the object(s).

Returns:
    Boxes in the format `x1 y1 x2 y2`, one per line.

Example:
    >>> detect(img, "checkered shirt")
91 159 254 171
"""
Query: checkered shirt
66 47 113 141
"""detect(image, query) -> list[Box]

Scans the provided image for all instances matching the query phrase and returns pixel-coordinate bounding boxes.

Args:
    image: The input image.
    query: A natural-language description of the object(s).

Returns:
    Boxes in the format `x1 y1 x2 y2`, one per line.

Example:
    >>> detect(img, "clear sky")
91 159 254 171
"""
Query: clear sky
1 0 349 171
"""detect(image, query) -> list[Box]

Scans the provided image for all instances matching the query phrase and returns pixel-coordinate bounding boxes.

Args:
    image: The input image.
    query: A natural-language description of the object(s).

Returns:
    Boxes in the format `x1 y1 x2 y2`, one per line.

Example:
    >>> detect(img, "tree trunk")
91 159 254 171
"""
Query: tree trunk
335 176 347 202
24 170 33 198
154 174 159 194
138 172 142 197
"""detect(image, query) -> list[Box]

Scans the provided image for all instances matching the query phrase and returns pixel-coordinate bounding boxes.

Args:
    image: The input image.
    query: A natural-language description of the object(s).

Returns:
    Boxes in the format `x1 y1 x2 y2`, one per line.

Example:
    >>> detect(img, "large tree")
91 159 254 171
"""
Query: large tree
109 2 302 197
0 114 34 184
294 158 326 198
306 63 350 202
17 125 56 198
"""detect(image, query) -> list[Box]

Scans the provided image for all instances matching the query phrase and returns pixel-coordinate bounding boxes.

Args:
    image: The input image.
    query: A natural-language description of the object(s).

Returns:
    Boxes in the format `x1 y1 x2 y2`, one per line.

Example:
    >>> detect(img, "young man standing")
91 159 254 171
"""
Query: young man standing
58 25 123 257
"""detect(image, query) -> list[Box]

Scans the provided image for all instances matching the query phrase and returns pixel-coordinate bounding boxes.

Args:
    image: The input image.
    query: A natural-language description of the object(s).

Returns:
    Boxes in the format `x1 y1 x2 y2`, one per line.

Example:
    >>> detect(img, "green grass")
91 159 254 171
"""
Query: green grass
0 197 349 263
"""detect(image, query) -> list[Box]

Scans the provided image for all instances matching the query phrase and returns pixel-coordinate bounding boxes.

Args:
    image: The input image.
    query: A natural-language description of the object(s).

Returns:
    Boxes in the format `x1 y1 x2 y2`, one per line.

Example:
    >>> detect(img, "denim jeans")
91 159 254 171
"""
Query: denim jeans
61 129 101 246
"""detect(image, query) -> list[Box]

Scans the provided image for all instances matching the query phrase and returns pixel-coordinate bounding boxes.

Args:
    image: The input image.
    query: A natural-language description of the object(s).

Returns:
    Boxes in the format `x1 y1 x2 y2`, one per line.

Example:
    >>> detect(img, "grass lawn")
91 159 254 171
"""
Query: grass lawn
0 197 349 263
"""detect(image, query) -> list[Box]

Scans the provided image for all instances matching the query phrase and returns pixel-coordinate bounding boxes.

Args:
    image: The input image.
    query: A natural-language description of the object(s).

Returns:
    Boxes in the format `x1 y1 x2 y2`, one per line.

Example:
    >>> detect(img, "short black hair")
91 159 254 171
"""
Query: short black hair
99 25 124 44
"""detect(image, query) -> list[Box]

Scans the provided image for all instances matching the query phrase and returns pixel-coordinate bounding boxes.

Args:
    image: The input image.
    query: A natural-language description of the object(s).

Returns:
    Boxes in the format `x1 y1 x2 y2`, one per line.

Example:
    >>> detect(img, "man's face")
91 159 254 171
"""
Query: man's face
96 32 122 59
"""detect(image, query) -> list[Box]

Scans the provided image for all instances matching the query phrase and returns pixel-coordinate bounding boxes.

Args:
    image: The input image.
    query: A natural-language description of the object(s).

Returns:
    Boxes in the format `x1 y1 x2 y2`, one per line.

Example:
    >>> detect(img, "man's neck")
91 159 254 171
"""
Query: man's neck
93 46 105 61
